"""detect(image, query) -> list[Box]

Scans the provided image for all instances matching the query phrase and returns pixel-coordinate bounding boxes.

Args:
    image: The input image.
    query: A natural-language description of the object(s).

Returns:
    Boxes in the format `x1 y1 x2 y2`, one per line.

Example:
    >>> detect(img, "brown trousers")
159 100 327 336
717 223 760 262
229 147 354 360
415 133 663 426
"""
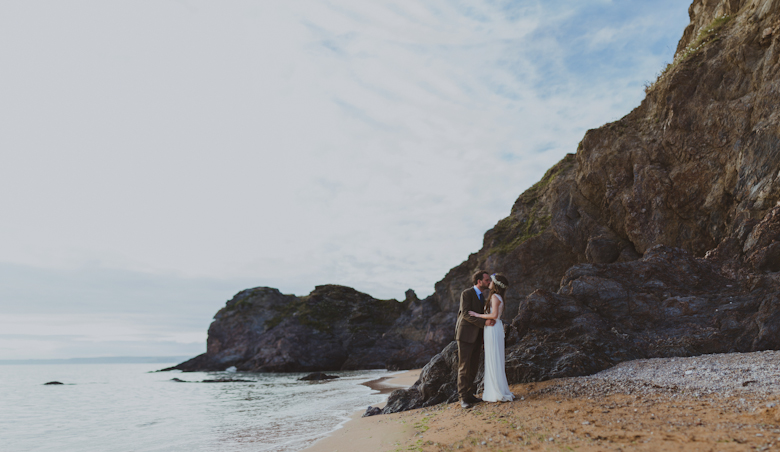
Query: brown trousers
457 338 482 401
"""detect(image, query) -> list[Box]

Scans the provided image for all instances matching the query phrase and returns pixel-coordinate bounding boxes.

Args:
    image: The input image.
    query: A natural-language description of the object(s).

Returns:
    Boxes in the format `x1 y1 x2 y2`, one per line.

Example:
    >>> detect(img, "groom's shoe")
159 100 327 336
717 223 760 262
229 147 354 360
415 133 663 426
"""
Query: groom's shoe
460 400 473 409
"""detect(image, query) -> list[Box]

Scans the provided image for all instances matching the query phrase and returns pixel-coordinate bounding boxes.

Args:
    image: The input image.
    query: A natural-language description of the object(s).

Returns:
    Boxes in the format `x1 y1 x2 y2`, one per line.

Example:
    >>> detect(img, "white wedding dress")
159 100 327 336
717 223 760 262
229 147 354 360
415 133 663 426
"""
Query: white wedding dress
482 294 514 402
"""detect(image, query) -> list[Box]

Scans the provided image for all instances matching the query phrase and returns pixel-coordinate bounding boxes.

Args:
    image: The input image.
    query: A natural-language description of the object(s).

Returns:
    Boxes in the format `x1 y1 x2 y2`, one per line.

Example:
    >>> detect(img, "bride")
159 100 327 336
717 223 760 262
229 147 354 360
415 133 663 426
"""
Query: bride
468 273 514 402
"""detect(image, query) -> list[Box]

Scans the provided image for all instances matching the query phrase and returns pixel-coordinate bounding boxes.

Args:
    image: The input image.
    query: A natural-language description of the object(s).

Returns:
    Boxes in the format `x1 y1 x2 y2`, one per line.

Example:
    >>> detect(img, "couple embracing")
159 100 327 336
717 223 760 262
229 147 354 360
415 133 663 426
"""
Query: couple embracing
455 270 514 409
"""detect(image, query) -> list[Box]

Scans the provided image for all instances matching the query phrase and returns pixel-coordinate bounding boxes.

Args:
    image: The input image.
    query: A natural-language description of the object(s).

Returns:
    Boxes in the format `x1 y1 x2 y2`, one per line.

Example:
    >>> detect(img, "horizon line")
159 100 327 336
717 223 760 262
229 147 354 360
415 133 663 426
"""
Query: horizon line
0 355 194 365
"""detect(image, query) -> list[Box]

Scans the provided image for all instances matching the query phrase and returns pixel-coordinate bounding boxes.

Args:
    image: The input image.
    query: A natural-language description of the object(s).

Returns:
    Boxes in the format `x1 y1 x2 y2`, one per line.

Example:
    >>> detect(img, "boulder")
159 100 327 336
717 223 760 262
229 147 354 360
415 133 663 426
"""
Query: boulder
362 406 382 417
298 372 339 381
201 378 252 383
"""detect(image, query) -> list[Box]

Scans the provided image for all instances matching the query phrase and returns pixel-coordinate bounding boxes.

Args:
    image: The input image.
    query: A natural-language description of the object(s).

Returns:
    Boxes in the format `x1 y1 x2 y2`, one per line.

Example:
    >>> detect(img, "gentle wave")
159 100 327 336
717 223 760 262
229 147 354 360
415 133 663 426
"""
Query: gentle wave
0 363 394 452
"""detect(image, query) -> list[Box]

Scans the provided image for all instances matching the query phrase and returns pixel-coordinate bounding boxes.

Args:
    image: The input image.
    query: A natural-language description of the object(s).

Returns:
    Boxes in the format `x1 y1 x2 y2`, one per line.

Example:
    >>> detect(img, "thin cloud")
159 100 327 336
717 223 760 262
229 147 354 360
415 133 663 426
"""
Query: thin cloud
0 0 690 358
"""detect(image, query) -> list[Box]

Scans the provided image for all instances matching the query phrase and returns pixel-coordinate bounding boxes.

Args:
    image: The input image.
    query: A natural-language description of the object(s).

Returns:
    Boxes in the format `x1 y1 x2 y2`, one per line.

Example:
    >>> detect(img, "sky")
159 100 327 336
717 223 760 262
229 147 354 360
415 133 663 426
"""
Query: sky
0 0 691 359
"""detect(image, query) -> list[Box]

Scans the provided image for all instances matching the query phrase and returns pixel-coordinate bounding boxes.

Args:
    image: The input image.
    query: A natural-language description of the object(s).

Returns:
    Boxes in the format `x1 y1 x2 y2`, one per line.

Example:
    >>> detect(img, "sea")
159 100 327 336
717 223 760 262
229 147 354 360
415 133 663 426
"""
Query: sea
0 362 395 452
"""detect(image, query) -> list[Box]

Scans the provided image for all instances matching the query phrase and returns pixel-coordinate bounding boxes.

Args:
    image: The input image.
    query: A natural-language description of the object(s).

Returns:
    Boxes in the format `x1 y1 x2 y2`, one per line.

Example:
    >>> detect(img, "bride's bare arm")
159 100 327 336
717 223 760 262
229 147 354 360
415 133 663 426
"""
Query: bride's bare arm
468 296 500 320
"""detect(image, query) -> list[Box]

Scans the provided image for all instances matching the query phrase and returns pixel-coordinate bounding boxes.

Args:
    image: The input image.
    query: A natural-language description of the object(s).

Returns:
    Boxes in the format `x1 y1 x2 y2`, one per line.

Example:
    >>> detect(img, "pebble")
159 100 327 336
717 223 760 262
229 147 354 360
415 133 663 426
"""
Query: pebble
538 350 780 400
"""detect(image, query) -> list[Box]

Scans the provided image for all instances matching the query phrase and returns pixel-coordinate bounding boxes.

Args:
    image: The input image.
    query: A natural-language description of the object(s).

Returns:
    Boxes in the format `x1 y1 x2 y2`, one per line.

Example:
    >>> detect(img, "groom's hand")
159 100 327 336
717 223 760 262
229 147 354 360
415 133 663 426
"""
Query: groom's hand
486 319 496 326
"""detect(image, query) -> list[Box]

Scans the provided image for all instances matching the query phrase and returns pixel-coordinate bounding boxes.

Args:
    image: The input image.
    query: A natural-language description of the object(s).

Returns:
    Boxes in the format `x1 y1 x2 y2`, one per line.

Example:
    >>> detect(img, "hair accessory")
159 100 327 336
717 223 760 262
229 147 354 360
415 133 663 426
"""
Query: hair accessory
491 274 507 289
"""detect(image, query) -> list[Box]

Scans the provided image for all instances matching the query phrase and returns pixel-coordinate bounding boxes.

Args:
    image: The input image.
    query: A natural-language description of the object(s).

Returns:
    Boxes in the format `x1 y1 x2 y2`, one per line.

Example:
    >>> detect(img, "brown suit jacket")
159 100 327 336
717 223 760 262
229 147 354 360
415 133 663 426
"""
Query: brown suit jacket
455 287 487 343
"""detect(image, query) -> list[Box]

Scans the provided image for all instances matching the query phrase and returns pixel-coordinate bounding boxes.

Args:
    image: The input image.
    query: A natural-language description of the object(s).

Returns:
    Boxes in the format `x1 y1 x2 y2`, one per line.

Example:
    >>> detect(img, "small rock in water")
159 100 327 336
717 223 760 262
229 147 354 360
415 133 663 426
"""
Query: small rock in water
171 378 186 382
201 378 252 383
362 406 382 417
44 381 64 385
298 372 339 381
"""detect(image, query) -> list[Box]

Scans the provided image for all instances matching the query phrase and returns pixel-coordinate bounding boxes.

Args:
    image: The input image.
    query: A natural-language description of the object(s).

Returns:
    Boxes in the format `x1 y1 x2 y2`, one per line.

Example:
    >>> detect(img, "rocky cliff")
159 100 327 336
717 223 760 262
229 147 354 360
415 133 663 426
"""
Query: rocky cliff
379 0 780 413
167 285 407 372
169 0 780 383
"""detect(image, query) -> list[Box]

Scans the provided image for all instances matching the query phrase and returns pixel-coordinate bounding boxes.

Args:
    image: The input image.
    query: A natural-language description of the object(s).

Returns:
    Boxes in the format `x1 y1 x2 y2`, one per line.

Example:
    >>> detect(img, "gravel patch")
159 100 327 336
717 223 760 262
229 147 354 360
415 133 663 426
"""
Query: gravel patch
538 350 780 400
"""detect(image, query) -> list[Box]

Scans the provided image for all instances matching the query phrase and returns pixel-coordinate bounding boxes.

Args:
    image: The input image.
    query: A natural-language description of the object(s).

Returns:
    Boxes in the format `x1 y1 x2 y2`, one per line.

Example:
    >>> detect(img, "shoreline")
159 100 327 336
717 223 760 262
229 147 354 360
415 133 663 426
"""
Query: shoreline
301 369 422 452
302 351 780 451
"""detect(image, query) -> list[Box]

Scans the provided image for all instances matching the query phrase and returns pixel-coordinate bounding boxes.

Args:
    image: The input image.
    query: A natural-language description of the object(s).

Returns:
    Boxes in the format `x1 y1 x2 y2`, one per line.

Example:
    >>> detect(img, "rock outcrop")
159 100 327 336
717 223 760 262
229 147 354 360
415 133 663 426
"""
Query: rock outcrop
165 285 407 372
298 372 339 381
371 0 780 372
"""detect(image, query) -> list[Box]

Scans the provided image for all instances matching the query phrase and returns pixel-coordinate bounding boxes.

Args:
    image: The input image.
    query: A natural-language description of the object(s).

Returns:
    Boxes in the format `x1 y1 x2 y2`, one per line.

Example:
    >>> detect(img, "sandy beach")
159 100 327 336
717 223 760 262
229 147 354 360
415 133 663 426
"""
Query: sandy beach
302 369 422 452
303 351 780 451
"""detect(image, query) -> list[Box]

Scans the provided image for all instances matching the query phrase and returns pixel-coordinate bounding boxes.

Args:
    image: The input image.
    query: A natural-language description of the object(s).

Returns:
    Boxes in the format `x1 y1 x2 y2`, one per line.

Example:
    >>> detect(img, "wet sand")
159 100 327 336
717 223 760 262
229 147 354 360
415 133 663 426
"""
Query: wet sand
302 369 421 452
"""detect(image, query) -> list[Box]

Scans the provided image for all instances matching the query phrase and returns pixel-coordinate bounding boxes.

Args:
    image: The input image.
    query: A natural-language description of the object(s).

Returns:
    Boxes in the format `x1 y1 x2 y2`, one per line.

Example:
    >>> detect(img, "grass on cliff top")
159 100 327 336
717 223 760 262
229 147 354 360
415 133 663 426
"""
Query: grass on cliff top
264 295 404 333
488 207 551 255
264 300 300 330
517 153 575 206
487 154 573 255
644 15 733 93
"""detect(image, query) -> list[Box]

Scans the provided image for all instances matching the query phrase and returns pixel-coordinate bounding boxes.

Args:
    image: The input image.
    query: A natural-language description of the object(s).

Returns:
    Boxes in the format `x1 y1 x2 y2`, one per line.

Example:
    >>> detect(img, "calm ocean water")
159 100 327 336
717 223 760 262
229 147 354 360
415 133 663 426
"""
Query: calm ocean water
0 363 393 452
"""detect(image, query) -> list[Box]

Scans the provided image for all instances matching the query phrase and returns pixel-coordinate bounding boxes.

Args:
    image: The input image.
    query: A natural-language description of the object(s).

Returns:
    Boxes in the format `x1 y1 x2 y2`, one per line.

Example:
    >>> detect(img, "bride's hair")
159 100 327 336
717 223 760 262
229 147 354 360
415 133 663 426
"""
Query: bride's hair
485 273 509 313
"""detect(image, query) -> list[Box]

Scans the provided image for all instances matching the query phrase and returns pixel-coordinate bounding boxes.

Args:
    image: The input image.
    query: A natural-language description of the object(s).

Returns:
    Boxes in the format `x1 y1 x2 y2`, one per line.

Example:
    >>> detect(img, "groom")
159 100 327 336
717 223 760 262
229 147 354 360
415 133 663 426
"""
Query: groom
455 270 495 408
